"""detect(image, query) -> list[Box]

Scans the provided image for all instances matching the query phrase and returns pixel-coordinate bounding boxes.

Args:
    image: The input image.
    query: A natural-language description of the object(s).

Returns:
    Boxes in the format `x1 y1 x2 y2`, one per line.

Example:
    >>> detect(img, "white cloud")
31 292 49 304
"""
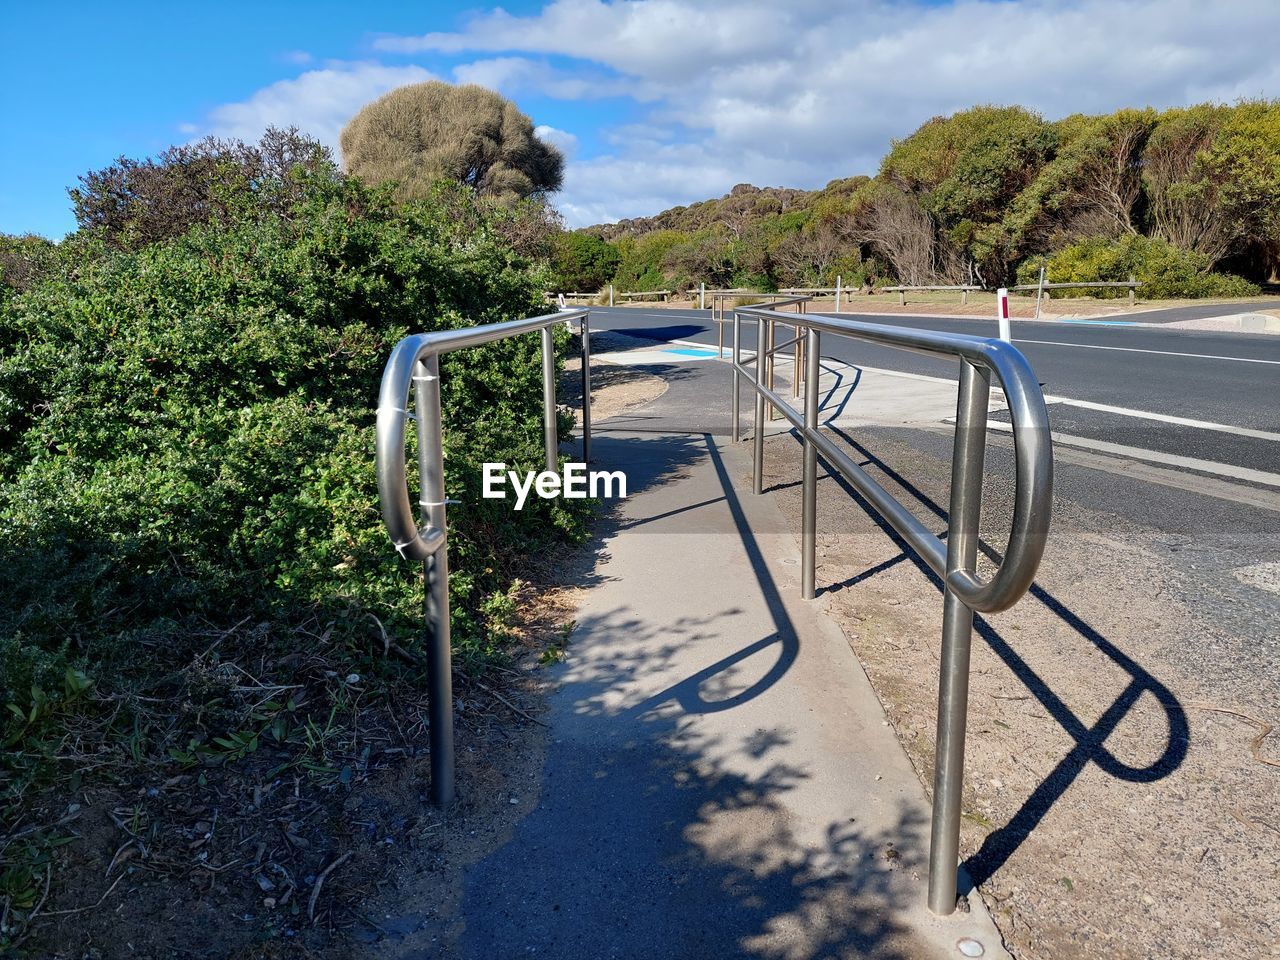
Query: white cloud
377 0 1280 226
452 57 655 101
535 124 580 158
193 1 1279 227
196 61 436 155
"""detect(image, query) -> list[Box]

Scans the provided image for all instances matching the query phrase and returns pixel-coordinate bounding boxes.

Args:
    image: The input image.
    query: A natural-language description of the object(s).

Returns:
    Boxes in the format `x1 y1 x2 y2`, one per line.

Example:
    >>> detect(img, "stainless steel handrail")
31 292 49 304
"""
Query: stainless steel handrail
375 299 1050 917
730 302 1053 915
375 307 591 805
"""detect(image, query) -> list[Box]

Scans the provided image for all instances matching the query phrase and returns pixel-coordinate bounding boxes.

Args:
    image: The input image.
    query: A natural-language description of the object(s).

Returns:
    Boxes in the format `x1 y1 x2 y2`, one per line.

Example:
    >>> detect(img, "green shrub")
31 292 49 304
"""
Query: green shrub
550 231 619 292
1018 235 1260 298
0 234 59 298
0 171 590 769
612 230 689 291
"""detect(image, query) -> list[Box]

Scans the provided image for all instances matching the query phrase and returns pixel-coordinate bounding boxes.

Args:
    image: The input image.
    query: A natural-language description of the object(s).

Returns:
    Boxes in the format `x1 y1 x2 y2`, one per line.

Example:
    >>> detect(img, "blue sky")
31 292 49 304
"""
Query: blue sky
3 1 1277 238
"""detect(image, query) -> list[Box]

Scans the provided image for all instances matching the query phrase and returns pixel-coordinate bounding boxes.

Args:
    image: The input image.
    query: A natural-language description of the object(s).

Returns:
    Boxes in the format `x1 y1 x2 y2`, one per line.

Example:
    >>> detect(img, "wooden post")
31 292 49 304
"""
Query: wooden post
1128 275 1136 306
835 275 842 313
899 289 906 306
961 289 968 306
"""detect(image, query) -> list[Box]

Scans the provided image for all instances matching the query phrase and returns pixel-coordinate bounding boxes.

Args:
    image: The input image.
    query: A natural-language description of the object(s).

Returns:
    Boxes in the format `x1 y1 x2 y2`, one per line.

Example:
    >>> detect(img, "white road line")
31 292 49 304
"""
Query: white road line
795 360 1280 443
1041 397 1280 442
984 422 1280 488
1012 337 1280 365
665 336 1280 441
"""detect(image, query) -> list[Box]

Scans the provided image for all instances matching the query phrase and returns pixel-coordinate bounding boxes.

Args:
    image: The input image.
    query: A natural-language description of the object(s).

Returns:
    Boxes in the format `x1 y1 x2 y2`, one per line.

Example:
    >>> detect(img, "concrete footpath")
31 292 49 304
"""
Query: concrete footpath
444 343 1012 959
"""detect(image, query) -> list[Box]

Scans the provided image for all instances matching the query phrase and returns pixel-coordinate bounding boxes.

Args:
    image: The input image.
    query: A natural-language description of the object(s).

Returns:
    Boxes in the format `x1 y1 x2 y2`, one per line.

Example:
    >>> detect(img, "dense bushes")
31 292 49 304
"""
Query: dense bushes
1017 236 1260 299
611 230 690 291
0 140 589 777
550 231 619 291
69 127 336 251
584 100 1279 295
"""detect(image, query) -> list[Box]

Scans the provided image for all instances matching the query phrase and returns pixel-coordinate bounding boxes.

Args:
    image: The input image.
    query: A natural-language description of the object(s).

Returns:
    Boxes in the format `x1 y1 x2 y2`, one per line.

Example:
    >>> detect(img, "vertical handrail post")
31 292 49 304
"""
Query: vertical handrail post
928 359 990 913
580 316 591 462
541 327 558 471
792 317 803 399
766 317 778 421
801 327 821 599
414 354 455 807
731 310 741 442
753 315 767 494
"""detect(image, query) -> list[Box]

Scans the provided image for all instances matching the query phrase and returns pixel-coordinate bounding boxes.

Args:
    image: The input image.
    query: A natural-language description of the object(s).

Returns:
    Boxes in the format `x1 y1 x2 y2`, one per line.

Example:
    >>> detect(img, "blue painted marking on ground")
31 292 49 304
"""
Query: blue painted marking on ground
664 347 719 357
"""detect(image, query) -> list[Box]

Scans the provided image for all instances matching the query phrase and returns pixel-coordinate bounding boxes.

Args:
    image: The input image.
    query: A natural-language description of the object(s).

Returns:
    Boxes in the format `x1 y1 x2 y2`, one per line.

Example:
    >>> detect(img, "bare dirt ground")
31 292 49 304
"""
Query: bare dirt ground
19 590 572 960
561 331 669 423
754 428 1280 960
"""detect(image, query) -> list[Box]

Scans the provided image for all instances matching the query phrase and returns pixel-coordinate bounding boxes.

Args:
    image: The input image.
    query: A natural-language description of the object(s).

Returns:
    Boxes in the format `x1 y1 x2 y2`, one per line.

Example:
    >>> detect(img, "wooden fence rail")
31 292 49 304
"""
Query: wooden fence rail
619 289 671 301
880 284 983 306
1011 278 1143 306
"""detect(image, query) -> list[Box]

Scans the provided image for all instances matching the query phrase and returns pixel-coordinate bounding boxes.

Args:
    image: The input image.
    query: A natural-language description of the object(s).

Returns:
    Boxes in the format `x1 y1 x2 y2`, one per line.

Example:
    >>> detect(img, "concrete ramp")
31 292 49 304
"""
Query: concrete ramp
454 427 1010 959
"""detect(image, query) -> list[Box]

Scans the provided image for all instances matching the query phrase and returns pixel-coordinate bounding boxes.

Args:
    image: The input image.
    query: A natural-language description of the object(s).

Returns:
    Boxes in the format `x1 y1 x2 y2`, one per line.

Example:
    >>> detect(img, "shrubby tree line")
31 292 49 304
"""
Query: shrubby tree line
0 88 579 875
554 101 1279 299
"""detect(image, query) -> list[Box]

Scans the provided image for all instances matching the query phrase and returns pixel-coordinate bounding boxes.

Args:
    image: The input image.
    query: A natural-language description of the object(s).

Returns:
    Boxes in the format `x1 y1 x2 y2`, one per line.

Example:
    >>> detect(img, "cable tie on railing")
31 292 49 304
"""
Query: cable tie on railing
411 372 438 383
419 498 461 508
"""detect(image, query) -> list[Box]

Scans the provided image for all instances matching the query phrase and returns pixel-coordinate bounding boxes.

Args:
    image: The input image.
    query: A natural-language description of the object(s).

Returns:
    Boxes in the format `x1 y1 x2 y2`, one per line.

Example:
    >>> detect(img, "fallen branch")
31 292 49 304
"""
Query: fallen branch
366 612 391 657
308 851 352 923
39 872 125 918
474 680 548 728
1190 703 1279 768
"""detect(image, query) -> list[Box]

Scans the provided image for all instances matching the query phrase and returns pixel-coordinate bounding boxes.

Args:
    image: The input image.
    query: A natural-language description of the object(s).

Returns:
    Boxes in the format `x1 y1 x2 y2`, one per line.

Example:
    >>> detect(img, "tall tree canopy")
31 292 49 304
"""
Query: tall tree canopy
340 81 565 203
579 99 1278 294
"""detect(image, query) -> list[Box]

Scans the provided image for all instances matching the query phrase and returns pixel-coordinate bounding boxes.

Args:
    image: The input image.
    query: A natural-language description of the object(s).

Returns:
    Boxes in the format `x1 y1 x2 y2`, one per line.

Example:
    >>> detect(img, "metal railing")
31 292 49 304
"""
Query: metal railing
711 292 807 360
375 308 592 806
374 300 1052 917
730 301 1053 914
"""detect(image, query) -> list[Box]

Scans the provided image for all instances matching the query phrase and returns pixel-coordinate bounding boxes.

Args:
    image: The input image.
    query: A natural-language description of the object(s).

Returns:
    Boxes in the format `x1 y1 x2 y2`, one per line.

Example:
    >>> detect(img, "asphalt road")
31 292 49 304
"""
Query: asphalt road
588 306 1280 474
1108 299 1279 323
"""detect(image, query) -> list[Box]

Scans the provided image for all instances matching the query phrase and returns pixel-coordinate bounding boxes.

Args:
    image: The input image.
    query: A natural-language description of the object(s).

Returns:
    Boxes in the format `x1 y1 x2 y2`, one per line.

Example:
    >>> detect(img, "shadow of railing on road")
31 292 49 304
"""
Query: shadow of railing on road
788 424 1189 891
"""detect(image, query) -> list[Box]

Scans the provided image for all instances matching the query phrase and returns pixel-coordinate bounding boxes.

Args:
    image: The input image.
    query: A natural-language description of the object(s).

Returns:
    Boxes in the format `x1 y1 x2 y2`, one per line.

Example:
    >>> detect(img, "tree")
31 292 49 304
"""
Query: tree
70 127 335 250
0 234 57 296
1144 101 1280 268
880 105 1057 281
550 232 619 292
851 182 938 286
611 230 689 291
340 81 564 204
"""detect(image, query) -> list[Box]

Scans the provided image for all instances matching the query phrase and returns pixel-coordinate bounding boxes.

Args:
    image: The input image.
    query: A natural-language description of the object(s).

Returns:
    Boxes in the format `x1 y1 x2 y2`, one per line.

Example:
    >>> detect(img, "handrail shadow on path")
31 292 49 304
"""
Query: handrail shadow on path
780 422 1189 891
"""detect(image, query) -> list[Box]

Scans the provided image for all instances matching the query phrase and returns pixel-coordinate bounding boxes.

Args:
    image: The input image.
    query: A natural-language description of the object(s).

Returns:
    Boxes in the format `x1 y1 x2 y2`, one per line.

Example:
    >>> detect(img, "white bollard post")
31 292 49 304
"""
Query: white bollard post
609 284 614 307
835 276 842 313
997 287 1011 342
558 293 566 310
700 282 706 311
